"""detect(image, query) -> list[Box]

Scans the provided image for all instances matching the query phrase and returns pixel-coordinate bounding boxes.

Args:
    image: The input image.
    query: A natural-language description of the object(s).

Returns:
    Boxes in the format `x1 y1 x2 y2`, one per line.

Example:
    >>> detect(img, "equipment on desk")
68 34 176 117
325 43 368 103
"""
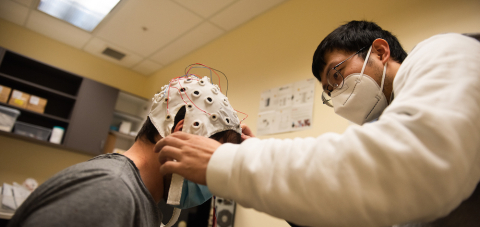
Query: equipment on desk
214 197 236 227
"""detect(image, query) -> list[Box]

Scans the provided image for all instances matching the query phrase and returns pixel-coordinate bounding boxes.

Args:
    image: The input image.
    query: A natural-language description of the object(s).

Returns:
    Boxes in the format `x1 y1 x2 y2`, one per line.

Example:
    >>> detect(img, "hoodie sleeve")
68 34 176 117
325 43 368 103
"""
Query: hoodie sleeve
206 34 480 227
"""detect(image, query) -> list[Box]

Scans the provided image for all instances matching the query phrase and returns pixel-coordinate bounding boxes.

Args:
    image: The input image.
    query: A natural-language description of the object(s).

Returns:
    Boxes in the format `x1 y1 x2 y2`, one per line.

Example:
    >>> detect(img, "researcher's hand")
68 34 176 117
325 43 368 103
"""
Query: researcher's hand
241 124 255 141
155 132 221 185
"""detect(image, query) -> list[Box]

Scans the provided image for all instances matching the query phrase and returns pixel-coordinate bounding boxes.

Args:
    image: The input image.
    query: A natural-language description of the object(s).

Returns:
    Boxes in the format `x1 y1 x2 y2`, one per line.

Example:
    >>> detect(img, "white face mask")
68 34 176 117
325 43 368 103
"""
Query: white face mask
330 46 388 125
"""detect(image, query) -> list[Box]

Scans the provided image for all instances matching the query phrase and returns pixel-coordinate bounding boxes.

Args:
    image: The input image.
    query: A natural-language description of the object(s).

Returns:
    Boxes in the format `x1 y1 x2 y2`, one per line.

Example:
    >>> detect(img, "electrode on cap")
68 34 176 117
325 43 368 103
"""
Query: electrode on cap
192 121 201 128
192 90 201 97
223 98 229 106
210 113 218 121
149 73 242 139
205 97 213 104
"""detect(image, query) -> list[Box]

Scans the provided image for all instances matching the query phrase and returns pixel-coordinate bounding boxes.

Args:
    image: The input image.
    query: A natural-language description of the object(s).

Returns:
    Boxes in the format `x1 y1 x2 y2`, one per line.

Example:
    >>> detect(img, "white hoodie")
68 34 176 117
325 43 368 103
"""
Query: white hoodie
206 34 480 227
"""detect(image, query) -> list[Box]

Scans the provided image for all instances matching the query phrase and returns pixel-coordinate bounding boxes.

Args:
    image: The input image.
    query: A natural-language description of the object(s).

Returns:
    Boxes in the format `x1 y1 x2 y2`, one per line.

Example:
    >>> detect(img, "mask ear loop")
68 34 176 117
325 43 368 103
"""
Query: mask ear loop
378 62 387 96
359 46 373 81
360 46 387 97
160 208 181 227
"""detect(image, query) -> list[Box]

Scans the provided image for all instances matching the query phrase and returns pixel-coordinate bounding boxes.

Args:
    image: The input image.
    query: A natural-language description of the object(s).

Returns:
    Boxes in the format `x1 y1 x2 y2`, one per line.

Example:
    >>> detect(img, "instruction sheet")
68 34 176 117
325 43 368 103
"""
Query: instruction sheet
257 78 316 136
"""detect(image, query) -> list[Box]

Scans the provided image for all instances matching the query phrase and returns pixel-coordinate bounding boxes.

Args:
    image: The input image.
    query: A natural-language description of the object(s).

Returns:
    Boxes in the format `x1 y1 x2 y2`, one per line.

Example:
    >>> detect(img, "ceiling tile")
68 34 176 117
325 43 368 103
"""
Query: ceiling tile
96 0 203 57
150 22 224 65
210 0 286 31
173 0 235 18
132 60 163 76
13 0 34 8
0 0 29 26
83 37 143 68
26 11 92 49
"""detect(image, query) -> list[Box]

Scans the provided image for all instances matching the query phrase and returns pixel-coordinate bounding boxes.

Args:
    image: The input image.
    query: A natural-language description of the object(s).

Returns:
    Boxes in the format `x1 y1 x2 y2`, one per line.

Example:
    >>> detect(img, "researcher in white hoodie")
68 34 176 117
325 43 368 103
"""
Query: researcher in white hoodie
155 21 480 227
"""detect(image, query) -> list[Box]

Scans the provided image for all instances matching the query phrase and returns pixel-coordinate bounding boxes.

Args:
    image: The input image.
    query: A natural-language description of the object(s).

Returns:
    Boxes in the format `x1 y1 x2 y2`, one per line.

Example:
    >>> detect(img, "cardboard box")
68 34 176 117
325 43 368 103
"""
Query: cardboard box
8 90 30 108
26 95 48 113
0 85 12 103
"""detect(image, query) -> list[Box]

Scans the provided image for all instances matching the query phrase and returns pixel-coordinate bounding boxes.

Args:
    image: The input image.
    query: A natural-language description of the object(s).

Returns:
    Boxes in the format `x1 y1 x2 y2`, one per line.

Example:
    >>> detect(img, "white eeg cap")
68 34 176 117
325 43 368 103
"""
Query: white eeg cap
149 76 241 139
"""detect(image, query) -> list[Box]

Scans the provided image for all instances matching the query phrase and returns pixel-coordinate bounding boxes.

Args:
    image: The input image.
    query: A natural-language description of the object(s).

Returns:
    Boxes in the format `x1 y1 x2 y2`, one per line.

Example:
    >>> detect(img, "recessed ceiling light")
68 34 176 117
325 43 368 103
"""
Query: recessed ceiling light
37 0 121 32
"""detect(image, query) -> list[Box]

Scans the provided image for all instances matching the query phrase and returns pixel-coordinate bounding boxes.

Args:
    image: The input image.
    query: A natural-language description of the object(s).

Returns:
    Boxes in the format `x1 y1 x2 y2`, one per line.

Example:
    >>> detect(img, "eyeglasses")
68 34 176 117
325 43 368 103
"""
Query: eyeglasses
322 46 367 107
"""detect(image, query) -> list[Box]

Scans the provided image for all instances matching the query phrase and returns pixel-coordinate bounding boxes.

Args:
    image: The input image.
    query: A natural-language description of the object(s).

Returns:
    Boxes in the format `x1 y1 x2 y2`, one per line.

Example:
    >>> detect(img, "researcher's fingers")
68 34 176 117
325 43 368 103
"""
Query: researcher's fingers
241 124 255 138
241 134 251 141
154 135 185 153
158 145 183 164
169 131 196 140
159 160 183 176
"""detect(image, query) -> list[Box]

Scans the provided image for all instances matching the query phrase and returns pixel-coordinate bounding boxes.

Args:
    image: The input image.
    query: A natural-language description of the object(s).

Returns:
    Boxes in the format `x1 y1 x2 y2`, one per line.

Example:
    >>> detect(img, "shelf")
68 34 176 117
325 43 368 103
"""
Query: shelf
0 73 77 100
0 51 83 96
117 91 148 107
0 130 65 149
0 102 69 123
110 130 136 140
113 111 144 123
0 47 119 156
0 130 98 156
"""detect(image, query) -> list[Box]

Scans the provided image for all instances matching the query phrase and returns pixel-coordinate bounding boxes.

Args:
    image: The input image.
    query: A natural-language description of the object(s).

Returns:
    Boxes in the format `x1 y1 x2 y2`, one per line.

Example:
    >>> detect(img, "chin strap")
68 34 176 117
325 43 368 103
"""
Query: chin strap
166 173 184 205
161 173 184 227
160 208 181 227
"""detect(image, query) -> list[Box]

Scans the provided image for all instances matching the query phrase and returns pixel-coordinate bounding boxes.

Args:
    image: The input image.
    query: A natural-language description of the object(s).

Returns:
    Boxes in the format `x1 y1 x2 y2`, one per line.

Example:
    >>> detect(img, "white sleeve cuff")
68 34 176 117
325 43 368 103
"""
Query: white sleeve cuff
206 143 240 198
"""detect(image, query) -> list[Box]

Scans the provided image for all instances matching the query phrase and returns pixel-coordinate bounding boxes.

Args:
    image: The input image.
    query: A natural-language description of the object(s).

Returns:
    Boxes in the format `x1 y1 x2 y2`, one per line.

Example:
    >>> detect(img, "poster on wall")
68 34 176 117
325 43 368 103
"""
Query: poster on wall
257 78 316 136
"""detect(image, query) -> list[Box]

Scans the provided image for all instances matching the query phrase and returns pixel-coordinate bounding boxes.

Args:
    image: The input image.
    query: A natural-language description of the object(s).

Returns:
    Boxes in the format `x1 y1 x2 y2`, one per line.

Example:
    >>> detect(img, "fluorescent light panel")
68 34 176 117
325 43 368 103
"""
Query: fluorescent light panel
37 0 120 32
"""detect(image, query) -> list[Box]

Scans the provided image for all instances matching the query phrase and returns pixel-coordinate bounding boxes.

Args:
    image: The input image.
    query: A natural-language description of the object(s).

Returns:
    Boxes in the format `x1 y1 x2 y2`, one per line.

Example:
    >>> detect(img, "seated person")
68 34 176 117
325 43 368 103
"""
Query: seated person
7 74 242 227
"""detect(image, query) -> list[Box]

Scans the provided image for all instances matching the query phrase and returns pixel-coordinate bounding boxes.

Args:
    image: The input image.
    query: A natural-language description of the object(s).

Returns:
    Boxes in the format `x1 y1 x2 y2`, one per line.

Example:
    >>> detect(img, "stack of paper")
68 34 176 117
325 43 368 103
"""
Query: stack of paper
1 183 32 211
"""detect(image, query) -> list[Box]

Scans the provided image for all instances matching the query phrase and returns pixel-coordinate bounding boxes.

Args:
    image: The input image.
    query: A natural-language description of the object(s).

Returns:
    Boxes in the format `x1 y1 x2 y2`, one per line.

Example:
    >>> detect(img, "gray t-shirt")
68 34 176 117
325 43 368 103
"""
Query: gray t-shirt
7 153 162 227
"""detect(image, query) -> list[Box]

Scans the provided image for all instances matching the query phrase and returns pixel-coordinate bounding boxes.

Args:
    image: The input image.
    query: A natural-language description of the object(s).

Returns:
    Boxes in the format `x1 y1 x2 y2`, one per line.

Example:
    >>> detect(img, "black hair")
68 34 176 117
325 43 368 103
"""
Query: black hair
135 106 241 144
135 117 159 144
312 20 408 81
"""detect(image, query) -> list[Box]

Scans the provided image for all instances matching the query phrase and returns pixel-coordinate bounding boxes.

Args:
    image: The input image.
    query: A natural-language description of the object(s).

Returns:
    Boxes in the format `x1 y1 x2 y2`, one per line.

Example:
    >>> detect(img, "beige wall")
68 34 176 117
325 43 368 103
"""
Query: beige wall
0 0 479 225
0 19 149 98
0 136 94 184
147 0 480 226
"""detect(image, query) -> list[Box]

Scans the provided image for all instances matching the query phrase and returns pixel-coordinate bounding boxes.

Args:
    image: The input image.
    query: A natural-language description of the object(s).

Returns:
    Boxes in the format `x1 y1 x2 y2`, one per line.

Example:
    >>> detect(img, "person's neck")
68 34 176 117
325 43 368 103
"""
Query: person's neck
384 60 401 104
123 140 163 203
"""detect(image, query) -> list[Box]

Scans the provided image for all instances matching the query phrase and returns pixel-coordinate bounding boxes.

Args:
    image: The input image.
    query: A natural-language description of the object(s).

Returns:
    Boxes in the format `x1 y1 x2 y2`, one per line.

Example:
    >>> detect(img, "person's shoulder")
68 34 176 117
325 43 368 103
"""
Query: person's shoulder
62 153 132 176
35 154 135 196
412 33 480 54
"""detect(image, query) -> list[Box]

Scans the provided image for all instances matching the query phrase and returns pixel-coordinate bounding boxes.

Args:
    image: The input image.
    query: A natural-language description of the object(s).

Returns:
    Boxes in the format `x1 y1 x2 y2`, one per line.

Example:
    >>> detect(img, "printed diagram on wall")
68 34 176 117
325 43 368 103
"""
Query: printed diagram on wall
257 78 315 136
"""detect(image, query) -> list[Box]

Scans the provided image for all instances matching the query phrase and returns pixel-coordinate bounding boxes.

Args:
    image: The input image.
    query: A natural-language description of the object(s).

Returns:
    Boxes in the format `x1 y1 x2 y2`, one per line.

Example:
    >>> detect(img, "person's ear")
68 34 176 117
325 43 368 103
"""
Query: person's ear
371 38 390 65
173 119 184 132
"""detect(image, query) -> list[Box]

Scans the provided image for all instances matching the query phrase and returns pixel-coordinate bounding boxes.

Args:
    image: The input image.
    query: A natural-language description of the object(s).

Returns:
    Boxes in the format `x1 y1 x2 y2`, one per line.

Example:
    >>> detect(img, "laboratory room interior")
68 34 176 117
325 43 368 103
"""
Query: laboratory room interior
0 0 479 226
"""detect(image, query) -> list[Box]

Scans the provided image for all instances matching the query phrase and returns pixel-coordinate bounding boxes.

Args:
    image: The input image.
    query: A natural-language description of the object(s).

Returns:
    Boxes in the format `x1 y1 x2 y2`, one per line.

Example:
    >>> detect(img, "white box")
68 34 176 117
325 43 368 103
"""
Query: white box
119 121 132 134
0 105 21 132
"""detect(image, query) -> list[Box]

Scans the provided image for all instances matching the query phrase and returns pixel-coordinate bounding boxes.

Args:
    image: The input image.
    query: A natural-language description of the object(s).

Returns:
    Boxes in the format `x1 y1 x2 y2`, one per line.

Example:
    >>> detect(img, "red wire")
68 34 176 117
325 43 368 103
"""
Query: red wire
195 63 222 92
186 63 223 92
234 109 249 123
166 76 195 113
169 87 188 105
177 80 211 116
166 79 172 114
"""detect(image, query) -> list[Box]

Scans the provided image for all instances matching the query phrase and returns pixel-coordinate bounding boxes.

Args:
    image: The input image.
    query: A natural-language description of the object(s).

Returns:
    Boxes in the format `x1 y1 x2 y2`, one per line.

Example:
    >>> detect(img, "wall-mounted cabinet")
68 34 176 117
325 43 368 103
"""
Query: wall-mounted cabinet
0 47 120 155
0 48 80 134
104 91 150 153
